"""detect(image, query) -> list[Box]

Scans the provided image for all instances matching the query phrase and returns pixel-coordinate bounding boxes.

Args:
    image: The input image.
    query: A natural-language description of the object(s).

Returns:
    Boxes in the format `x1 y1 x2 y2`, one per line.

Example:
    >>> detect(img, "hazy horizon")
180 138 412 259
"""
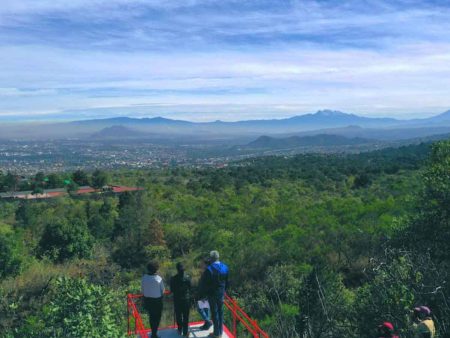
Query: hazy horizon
1 0 450 121
1 108 450 124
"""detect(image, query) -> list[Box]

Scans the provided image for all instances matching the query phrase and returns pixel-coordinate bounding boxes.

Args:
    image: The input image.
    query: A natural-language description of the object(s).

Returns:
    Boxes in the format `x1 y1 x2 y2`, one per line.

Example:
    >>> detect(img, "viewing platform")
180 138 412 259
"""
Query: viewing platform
133 322 233 338
127 293 269 338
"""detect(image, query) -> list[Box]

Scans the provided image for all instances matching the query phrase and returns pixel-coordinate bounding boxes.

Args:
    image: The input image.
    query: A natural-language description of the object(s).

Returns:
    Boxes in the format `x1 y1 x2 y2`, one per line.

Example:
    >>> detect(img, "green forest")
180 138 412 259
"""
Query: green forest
0 140 449 337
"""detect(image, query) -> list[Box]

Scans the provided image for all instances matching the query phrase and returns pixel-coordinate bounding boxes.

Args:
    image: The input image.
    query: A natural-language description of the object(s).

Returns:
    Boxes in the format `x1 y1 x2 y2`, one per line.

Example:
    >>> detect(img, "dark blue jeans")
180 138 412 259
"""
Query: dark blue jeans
197 306 210 322
208 293 224 336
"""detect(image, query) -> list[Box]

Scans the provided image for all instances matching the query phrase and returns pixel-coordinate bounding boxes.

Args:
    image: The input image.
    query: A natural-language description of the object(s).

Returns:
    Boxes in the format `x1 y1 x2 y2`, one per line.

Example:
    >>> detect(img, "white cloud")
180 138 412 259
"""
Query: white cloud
0 87 58 97
0 0 450 120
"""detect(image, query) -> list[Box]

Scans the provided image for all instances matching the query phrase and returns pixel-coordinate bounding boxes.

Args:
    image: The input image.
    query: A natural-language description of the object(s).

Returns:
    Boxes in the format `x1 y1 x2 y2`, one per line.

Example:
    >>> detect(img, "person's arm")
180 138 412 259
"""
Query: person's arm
160 277 165 297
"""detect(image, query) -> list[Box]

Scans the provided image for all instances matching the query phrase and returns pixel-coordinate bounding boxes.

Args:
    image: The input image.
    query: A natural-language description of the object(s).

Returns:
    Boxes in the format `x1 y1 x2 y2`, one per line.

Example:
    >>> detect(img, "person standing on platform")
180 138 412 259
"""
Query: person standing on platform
197 258 212 331
203 250 229 338
197 299 211 330
170 262 192 337
142 261 165 338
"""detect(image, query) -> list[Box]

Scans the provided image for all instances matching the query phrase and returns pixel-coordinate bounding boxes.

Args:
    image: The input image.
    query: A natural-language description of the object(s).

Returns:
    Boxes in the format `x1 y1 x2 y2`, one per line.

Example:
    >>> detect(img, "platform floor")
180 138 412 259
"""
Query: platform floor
137 322 233 338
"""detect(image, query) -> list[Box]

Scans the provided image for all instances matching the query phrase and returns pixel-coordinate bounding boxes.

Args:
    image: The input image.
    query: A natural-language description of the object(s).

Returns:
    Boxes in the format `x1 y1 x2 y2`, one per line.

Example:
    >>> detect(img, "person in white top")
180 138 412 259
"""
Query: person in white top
141 261 165 338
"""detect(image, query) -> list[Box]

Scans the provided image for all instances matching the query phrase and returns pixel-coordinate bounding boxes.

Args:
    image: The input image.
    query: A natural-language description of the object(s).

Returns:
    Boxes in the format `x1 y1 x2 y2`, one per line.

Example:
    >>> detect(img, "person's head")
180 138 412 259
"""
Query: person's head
414 306 431 320
210 250 220 262
201 257 210 269
147 261 159 274
176 262 185 274
378 322 395 336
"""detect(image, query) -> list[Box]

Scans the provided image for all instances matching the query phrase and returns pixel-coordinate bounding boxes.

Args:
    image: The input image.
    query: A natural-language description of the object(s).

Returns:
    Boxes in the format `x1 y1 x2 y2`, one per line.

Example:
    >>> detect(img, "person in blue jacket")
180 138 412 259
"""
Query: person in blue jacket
202 250 229 338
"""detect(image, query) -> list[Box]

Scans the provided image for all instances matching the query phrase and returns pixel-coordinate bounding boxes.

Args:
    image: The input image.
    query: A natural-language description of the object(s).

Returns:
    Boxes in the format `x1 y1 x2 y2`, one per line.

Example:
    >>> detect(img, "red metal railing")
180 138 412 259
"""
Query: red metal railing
127 294 151 337
127 293 269 337
224 294 269 338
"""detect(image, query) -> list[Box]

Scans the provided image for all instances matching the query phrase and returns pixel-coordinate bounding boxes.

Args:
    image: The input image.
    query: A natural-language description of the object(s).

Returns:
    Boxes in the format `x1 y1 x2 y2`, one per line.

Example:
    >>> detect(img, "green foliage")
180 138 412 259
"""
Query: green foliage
31 172 45 193
87 198 118 239
297 268 356 337
248 265 305 336
92 169 109 189
0 229 25 279
397 140 450 261
355 254 417 337
421 140 450 219
19 277 124 337
164 222 195 256
0 171 19 192
66 181 79 194
46 173 64 189
38 219 93 262
1 141 449 337
0 201 17 223
72 169 90 186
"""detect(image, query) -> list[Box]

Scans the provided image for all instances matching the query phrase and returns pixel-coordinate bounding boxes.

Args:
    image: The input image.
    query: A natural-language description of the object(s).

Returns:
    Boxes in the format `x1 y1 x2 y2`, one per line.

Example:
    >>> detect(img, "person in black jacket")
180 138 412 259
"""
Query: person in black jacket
170 262 192 337
197 258 212 331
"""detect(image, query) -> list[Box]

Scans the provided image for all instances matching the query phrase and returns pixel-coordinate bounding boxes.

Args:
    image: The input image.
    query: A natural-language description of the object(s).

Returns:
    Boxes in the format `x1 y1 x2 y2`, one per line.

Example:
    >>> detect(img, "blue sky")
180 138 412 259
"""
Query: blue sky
1 0 450 121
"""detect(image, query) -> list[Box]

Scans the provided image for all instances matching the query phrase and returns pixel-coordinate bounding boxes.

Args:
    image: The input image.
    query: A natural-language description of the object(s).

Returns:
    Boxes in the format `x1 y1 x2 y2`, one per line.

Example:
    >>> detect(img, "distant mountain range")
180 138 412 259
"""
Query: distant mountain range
1 109 450 141
74 109 450 129
74 110 396 131
74 116 194 127
247 134 372 149
90 125 149 139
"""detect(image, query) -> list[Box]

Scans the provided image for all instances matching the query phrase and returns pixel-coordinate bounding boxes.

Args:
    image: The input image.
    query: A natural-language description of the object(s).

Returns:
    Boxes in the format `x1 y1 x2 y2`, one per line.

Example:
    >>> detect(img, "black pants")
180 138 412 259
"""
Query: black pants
174 299 190 335
143 297 163 338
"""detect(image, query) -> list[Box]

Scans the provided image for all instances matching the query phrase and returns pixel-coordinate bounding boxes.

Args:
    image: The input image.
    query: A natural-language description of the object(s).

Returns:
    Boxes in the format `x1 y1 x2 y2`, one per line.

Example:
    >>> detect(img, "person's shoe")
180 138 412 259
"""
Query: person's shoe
200 321 212 330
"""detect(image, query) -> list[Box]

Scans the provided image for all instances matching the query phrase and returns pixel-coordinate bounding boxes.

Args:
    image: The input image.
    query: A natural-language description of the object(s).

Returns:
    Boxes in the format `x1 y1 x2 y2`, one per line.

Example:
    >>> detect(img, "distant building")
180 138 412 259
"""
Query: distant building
0 188 65 199
110 185 143 193
0 185 143 200
76 186 99 194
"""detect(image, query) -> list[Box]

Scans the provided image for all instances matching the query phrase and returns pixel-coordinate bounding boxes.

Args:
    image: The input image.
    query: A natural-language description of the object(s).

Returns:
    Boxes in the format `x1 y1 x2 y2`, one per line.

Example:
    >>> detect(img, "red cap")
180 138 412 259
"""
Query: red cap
380 322 394 331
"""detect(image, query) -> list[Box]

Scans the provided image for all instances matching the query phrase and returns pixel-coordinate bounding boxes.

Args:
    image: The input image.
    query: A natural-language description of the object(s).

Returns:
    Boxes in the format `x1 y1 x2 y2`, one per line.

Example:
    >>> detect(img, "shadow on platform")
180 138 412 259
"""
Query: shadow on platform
138 322 233 338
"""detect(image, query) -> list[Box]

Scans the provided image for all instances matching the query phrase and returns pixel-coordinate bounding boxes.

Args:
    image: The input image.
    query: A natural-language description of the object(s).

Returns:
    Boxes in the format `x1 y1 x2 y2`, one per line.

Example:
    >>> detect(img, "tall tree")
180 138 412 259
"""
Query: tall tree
72 169 90 186
4 172 19 192
38 219 93 262
91 169 109 189
47 173 64 189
